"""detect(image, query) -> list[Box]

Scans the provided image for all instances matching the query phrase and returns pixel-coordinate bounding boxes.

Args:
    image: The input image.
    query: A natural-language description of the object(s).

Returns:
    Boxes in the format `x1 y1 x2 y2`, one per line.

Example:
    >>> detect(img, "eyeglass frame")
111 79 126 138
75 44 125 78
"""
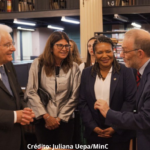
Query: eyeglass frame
54 44 71 50
0 41 15 49
121 48 140 54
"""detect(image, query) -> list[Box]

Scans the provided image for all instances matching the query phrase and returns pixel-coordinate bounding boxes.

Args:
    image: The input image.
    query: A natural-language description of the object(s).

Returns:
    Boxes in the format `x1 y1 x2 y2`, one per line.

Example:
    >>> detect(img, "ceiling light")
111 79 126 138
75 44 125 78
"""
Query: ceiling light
131 22 141 28
47 25 64 31
61 16 80 24
17 27 35 31
114 14 129 22
14 19 36 26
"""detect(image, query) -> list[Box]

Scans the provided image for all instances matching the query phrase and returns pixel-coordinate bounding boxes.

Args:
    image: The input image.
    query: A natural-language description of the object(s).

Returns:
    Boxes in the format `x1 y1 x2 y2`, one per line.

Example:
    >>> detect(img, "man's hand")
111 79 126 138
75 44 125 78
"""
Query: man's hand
94 99 110 118
43 114 60 130
98 127 115 138
16 108 35 125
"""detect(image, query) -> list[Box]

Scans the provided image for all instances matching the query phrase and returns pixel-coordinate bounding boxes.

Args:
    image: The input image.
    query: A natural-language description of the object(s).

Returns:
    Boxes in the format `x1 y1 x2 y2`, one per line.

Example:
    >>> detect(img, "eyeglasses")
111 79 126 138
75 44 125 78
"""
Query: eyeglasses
55 44 71 50
122 49 139 54
0 42 15 49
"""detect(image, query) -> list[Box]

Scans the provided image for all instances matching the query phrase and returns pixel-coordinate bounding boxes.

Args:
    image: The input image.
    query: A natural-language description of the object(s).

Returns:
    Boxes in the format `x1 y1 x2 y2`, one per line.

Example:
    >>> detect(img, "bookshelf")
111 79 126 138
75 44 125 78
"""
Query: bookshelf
0 0 79 13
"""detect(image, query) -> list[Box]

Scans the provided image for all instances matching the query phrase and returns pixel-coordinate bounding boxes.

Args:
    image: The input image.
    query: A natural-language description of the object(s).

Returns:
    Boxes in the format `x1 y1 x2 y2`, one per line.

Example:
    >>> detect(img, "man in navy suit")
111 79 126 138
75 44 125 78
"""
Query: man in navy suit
95 29 150 150
0 25 35 150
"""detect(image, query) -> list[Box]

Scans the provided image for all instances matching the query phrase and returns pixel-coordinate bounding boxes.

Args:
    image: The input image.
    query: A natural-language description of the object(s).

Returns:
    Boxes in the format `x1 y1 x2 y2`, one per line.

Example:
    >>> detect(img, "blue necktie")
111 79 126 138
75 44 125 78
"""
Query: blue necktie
0 66 13 96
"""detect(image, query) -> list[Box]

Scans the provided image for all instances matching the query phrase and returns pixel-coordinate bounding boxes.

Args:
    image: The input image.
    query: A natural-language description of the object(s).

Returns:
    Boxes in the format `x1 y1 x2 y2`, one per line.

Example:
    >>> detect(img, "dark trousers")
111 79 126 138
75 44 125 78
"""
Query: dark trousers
35 118 74 146
87 139 130 150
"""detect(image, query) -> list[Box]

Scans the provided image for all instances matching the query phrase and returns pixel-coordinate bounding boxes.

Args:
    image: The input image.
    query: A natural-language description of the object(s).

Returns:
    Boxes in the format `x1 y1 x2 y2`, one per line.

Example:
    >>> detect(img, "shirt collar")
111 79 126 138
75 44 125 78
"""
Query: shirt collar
139 59 150 76
109 66 112 73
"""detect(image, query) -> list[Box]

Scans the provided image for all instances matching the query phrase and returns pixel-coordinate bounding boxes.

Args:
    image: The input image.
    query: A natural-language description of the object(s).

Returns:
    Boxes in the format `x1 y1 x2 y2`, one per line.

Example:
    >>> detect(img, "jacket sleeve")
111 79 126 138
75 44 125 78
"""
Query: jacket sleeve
112 66 136 134
10 62 27 109
106 88 150 130
58 65 81 122
0 109 14 130
25 59 47 119
78 69 98 133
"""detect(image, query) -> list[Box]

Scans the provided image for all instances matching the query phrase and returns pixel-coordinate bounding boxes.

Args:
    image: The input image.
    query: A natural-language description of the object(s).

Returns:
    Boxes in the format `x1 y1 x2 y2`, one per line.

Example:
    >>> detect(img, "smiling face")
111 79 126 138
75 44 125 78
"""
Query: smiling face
0 32 15 65
94 42 114 69
52 39 69 62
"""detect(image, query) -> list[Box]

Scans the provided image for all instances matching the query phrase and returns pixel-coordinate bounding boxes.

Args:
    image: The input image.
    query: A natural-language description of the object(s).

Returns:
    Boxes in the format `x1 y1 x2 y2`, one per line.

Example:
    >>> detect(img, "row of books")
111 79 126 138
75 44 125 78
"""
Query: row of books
21 0 79 11
0 0 79 13
103 0 150 7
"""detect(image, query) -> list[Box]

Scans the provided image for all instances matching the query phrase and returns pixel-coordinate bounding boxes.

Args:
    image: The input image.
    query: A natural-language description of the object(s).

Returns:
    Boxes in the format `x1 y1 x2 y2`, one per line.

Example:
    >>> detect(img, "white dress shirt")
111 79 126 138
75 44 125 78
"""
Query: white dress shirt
0 65 17 123
94 66 112 106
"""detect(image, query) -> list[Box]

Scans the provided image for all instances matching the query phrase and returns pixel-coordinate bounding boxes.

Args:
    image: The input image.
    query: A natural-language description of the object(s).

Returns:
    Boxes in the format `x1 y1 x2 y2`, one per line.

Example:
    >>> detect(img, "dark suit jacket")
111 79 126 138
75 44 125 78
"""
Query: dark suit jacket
0 62 26 150
78 63 136 143
105 61 150 150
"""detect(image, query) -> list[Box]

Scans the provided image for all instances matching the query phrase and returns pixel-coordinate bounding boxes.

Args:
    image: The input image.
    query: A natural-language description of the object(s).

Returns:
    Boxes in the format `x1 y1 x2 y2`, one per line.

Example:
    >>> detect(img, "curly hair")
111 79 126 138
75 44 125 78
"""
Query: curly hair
91 36 120 78
39 31 73 76
69 39 82 65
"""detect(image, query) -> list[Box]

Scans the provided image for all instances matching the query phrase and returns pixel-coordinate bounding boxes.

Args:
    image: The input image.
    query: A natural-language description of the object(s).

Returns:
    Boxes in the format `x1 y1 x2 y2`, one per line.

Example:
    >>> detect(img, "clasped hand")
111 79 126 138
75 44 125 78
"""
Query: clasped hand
16 107 35 125
94 127 115 138
44 114 60 130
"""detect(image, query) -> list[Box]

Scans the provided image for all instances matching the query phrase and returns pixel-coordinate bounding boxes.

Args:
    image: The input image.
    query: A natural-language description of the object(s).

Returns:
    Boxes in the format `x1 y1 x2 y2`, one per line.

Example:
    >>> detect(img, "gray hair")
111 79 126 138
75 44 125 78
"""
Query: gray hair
125 29 150 57
0 24 12 42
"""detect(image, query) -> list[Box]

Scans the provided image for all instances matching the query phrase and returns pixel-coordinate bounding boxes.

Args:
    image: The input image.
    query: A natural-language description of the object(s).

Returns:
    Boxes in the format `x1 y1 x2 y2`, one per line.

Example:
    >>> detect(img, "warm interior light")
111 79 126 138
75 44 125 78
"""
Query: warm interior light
61 16 80 24
17 27 35 31
114 14 128 22
14 19 36 26
47 25 64 30
131 22 141 28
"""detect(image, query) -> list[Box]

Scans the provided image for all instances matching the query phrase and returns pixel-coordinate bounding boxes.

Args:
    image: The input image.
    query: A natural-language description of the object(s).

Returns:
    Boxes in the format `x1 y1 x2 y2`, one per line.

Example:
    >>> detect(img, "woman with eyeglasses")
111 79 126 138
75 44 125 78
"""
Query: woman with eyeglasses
79 37 96 73
69 39 82 65
78 36 136 150
25 31 81 145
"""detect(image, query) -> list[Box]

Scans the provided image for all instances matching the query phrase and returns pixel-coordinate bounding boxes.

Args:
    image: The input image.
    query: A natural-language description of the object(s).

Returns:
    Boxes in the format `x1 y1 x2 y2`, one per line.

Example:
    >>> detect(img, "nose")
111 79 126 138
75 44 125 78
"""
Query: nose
62 45 67 50
10 45 16 52
102 52 107 57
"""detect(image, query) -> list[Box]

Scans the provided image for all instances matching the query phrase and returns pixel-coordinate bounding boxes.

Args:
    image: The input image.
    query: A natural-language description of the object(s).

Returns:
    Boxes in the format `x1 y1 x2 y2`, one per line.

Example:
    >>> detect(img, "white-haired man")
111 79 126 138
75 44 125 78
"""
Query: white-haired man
0 25 35 150
94 29 150 150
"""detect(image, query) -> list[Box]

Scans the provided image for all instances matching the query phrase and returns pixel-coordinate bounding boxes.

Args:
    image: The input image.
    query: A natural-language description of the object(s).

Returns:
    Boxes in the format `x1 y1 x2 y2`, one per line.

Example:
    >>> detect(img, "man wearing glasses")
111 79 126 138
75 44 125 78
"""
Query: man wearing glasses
0 25 35 150
94 28 150 150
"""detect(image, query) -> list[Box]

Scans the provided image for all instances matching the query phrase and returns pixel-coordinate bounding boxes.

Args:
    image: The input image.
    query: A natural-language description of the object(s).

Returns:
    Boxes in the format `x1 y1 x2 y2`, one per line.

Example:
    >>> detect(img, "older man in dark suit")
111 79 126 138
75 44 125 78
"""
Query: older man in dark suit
95 28 150 150
0 25 35 150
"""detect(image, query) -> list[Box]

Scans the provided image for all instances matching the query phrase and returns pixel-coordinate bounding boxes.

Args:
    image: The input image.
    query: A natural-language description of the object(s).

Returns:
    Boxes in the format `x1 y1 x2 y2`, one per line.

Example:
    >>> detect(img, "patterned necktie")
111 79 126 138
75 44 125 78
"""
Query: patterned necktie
0 66 13 95
136 71 141 88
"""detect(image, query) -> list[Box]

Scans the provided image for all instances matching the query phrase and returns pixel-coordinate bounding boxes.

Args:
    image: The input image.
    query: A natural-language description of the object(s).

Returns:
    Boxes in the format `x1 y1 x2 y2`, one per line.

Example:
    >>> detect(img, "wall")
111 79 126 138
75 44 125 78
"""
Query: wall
64 24 80 52
13 26 80 61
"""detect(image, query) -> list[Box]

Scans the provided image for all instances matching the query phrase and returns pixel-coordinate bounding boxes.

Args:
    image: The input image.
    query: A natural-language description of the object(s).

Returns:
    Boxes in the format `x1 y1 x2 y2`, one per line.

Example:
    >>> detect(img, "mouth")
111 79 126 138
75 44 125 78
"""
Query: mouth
60 52 68 55
101 59 110 63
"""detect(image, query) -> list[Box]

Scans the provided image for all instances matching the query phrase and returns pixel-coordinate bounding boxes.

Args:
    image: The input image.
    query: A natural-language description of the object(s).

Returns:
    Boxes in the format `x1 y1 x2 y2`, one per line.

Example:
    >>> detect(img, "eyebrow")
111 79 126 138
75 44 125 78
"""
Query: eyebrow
4 42 12 45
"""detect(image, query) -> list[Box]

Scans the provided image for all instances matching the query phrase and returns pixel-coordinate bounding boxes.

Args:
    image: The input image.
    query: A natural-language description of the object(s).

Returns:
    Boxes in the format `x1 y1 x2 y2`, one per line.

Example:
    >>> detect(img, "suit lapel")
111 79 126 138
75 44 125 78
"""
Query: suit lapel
89 71 97 101
5 64 20 109
0 79 11 95
110 70 120 105
136 62 150 107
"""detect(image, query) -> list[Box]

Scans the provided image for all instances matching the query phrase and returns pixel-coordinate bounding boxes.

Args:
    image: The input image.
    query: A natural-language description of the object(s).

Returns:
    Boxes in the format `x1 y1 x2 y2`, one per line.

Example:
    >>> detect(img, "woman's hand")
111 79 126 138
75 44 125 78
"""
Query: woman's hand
98 127 115 138
43 114 60 130
94 127 104 136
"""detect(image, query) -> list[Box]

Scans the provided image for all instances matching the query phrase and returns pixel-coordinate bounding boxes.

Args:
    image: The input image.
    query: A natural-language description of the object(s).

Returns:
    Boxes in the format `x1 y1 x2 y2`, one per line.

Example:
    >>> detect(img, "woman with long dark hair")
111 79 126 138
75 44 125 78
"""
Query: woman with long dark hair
79 37 96 72
25 31 81 145
79 36 136 150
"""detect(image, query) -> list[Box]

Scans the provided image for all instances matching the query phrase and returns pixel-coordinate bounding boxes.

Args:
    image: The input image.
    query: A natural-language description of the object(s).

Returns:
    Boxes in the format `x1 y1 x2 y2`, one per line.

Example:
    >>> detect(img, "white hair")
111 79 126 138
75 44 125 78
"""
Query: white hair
0 24 12 42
